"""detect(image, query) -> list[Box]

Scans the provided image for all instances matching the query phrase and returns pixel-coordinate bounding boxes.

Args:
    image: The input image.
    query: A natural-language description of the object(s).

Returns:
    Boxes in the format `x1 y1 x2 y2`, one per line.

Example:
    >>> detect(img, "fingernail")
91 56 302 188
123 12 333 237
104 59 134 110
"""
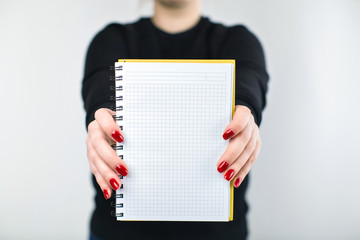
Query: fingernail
103 189 110 200
110 178 119 190
223 129 235 140
224 169 235 181
217 161 229 173
116 164 128 176
112 130 124 143
234 177 242 188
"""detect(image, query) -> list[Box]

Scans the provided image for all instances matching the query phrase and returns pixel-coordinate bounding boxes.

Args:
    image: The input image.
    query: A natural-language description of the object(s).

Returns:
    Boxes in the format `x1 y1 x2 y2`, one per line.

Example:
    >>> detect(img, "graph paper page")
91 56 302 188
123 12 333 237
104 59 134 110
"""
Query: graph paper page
115 61 233 221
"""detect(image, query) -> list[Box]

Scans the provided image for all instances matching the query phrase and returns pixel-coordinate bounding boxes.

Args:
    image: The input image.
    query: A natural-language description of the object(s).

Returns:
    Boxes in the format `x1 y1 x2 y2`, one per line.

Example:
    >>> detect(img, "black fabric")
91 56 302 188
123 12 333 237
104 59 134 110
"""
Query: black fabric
82 16 269 240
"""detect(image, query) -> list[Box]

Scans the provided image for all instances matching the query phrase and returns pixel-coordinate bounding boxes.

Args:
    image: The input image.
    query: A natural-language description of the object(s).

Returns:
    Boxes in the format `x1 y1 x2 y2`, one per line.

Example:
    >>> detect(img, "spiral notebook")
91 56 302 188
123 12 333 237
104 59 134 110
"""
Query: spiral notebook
113 59 235 221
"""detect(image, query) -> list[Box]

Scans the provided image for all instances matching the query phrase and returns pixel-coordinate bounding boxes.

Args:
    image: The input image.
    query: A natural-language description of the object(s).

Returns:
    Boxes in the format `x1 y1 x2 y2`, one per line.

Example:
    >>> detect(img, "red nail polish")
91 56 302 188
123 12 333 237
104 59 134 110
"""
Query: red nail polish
224 169 235 181
110 178 119 190
217 161 229 173
116 164 128 176
112 130 124 143
234 178 242 188
103 189 110 200
223 129 235 140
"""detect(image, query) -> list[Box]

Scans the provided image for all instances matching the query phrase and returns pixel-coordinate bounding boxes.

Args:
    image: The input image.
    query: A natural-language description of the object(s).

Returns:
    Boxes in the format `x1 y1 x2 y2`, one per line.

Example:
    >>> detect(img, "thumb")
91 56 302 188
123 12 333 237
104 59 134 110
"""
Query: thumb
222 105 251 140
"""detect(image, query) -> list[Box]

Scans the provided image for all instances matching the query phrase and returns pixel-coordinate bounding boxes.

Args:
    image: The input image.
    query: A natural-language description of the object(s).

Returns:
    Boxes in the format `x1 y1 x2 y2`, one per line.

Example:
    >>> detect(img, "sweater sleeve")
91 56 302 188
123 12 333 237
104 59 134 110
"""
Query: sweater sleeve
81 24 128 130
220 26 269 126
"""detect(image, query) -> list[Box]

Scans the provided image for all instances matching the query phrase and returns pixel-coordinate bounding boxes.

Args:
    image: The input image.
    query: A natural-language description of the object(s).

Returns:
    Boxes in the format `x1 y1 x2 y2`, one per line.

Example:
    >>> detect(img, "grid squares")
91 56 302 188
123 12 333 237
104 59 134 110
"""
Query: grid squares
116 65 231 221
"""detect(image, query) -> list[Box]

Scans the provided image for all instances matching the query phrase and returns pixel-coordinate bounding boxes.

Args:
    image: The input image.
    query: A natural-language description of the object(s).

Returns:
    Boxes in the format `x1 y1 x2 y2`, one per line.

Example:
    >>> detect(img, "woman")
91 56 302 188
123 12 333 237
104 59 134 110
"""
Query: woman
82 0 269 239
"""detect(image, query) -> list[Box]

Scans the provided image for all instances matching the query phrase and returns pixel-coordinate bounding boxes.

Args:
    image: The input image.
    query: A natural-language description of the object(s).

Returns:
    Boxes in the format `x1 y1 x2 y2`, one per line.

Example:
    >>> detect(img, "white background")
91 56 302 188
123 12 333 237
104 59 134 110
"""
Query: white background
1 0 359 239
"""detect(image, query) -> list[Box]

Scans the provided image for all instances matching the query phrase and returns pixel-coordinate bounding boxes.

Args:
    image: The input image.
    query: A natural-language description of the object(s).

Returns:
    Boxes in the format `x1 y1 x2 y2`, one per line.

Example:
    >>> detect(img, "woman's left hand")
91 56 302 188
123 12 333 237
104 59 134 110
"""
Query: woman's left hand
216 105 262 188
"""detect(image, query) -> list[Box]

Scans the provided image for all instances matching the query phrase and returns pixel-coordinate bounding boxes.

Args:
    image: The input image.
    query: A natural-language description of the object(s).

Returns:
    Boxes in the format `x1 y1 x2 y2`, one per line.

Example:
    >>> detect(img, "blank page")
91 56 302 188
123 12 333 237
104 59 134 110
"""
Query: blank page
114 60 234 221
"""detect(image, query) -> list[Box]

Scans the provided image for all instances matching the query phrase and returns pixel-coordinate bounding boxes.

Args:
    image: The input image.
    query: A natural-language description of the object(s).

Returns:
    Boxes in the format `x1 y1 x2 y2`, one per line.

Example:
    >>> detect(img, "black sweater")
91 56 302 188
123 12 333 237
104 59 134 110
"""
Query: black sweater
82 16 269 240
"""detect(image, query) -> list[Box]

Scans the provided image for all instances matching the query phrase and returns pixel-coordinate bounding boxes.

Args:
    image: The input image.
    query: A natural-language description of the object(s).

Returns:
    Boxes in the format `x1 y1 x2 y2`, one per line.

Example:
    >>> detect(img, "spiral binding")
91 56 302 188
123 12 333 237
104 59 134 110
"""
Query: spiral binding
111 211 124 217
111 144 123 150
110 86 123 91
109 75 123 81
111 62 125 219
110 96 123 101
109 106 123 111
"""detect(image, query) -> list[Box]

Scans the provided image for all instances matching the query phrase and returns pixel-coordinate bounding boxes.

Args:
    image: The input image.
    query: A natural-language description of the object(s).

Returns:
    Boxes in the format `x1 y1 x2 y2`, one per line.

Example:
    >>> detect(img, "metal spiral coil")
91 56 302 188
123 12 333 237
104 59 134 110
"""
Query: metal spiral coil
111 210 124 217
111 202 124 208
111 63 124 219
110 96 123 101
110 75 123 81
110 86 123 91
113 116 123 121
111 144 123 150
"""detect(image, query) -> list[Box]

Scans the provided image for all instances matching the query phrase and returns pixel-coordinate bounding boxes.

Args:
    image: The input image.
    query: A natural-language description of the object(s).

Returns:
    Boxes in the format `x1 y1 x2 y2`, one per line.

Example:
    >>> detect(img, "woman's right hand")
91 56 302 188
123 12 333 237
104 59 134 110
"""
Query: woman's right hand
86 108 129 200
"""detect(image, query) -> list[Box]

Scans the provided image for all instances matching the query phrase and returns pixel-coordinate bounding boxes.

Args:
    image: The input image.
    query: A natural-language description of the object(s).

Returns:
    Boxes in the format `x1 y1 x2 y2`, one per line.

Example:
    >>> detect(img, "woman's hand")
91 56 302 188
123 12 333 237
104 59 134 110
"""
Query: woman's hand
86 108 129 200
216 105 262 188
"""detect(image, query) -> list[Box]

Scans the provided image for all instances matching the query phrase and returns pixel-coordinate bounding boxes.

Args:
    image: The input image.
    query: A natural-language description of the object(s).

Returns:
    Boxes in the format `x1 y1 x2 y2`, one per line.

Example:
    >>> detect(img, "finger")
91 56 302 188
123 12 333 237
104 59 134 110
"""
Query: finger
222 105 252 140
217 120 254 173
87 137 123 191
87 137 113 199
89 121 129 176
222 125 258 181
88 157 112 200
94 108 124 143
232 138 261 188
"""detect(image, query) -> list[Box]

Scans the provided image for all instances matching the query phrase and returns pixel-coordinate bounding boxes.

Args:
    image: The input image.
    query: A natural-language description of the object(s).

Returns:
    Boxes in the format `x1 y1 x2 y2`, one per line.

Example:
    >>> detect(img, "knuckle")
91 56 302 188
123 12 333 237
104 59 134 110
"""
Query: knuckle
88 158 98 174
88 120 97 131
234 121 246 131
257 138 262 148
90 131 103 144
89 163 98 175
249 155 256 164
243 128 252 140
86 136 90 147
87 149 97 163
238 135 249 147
86 147 91 159
94 108 106 120
244 106 251 115
254 123 259 131
246 140 256 152
250 112 254 121
254 128 260 139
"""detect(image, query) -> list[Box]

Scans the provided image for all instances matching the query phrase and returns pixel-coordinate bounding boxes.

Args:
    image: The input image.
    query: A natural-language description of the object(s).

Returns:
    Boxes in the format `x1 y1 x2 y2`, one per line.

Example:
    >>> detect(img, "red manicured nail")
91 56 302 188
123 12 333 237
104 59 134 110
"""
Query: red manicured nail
217 161 229 173
112 130 124 143
103 189 110 200
116 164 128 176
223 129 235 140
110 178 119 190
224 169 235 181
234 178 242 188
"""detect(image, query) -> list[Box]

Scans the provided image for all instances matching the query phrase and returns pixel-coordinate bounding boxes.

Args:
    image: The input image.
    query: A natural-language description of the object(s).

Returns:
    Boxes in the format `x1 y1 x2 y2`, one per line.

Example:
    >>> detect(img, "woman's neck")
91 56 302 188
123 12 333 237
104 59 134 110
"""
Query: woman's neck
151 0 201 34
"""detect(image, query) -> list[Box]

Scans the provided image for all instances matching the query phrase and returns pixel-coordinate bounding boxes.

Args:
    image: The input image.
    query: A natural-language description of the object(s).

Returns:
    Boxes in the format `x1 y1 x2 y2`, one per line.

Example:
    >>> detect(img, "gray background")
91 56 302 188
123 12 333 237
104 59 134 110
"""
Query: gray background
1 0 359 239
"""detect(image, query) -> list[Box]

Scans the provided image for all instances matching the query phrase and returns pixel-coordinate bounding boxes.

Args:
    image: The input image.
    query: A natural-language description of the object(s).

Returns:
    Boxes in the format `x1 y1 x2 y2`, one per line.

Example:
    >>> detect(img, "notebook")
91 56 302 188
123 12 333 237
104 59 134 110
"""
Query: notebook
113 59 235 221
